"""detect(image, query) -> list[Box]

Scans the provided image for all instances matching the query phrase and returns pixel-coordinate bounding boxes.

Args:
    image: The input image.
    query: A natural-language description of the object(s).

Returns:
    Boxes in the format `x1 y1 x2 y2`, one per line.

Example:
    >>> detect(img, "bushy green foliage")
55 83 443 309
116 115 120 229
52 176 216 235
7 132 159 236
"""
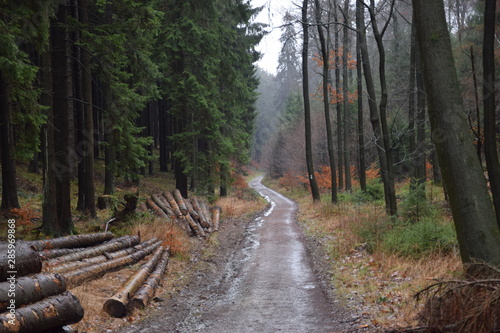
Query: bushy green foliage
382 218 457 259
399 182 438 222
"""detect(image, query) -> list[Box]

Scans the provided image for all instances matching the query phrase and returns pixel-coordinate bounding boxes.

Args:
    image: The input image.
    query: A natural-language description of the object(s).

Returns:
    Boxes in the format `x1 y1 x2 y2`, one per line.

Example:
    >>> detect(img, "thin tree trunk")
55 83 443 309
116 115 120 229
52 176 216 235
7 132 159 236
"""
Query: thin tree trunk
334 2 344 190
356 14 366 192
413 0 500 266
469 46 482 164
408 23 417 184
367 0 397 215
483 0 500 228
415 50 426 187
302 0 321 202
315 0 337 203
342 0 352 191
357 0 393 215
0 74 20 210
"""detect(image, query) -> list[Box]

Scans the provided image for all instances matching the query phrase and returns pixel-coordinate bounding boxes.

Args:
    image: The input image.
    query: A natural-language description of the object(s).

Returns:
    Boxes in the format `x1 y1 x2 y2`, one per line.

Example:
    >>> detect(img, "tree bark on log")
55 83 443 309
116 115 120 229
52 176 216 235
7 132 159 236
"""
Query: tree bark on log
211 205 221 232
0 273 66 313
0 242 42 282
190 197 209 227
103 246 164 317
151 195 175 218
27 232 114 251
127 247 170 312
185 214 206 238
45 236 140 267
61 241 160 288
0 291 84 333
163 192 182 217
183 198 199 222
146 197 169 219
173 189 188 215
38 248 87 260
50 239 161 274
201 201 213 228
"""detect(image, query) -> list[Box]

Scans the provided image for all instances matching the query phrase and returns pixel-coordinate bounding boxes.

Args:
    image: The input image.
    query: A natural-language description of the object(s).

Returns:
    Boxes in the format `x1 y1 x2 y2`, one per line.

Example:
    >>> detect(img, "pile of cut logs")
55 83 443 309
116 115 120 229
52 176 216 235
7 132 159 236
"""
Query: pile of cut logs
0 232 171 332
140 189 221 238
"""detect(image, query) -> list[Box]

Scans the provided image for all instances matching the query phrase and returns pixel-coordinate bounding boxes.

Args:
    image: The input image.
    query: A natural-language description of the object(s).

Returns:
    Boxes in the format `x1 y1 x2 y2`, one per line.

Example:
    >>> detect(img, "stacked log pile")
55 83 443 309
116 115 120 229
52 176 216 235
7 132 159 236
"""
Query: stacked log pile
0 232 170 332
142 189 221 237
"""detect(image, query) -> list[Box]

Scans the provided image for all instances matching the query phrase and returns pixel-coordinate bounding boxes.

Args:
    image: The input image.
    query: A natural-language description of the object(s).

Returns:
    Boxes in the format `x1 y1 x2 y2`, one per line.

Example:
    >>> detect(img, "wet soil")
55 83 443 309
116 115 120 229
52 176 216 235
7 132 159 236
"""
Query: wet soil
116 177 356 333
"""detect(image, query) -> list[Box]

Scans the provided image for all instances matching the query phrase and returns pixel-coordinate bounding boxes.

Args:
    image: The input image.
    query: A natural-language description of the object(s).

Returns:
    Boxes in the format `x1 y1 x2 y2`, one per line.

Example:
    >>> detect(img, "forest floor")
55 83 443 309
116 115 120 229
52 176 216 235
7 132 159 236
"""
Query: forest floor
1 165 463 332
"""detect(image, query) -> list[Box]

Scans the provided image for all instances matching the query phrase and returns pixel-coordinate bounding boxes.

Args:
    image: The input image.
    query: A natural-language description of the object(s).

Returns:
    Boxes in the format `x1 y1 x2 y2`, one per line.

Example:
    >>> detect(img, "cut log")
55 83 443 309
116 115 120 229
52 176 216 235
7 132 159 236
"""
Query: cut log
146 197 169 219
151 194 176 218
38 248 87 260
0 242 42 282
127 247 170 312
183 198 200 221
190 197 209 228
211 205 222 231
0 273 66 313
157 195 177 219
103 246 164 317
173 189 188 215
201 201 213 227
0 291 84 333
185 214 206 238
45 235 140 267
50 238 160 274
27 232 114 251
163 192 183 217
61 241 161 288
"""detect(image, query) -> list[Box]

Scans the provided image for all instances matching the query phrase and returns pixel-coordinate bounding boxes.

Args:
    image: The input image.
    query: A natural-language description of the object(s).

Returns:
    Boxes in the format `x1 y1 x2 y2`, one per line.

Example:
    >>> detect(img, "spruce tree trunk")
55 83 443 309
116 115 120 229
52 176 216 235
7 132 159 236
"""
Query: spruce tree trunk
483 0 500 227
51 2 74 235
76 0 97 217
41 47 58 234
333 1 343 190
0 73 20 210
302 0 321 202
412 0 500 267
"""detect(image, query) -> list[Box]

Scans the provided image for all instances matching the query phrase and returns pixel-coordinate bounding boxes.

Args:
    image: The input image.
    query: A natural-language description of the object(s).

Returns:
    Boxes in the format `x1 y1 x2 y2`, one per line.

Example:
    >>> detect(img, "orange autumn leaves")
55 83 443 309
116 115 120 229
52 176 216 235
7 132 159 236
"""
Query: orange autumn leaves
312 48 358 104
279 164 381 193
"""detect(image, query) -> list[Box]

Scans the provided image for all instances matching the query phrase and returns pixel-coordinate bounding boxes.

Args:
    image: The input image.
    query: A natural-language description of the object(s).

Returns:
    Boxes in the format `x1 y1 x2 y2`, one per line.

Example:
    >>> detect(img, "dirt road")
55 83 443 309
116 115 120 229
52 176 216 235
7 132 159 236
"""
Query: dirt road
118 176 349 332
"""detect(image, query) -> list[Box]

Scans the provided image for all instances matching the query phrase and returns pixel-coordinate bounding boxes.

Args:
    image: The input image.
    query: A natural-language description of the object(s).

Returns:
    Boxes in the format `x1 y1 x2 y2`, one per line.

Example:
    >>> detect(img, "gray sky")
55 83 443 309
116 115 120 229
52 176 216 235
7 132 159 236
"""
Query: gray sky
252 0 296 74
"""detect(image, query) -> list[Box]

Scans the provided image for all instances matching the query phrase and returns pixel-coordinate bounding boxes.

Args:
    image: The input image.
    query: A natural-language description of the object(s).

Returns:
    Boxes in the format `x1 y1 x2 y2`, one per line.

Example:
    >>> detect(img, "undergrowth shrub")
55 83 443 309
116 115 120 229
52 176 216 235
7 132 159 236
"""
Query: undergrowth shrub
399 182 438 222
382 218 457 258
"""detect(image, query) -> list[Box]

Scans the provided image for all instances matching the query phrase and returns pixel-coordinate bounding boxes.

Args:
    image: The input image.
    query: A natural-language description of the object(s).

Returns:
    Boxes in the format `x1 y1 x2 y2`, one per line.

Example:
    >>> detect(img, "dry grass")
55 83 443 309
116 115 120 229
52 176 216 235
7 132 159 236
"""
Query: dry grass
216 195 267 219
129 218 192 258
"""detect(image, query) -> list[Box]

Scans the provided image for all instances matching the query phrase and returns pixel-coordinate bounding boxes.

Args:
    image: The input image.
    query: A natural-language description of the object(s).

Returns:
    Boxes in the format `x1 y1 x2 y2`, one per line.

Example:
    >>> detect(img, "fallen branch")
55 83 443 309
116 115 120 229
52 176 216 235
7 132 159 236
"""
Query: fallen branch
127 246 170 312
0 291 84 333
103 246 165 317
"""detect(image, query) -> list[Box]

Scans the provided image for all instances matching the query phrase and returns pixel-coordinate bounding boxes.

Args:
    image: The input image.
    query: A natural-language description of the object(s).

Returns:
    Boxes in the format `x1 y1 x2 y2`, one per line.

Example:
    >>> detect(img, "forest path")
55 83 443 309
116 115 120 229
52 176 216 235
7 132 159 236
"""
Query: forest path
117 176 348 332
